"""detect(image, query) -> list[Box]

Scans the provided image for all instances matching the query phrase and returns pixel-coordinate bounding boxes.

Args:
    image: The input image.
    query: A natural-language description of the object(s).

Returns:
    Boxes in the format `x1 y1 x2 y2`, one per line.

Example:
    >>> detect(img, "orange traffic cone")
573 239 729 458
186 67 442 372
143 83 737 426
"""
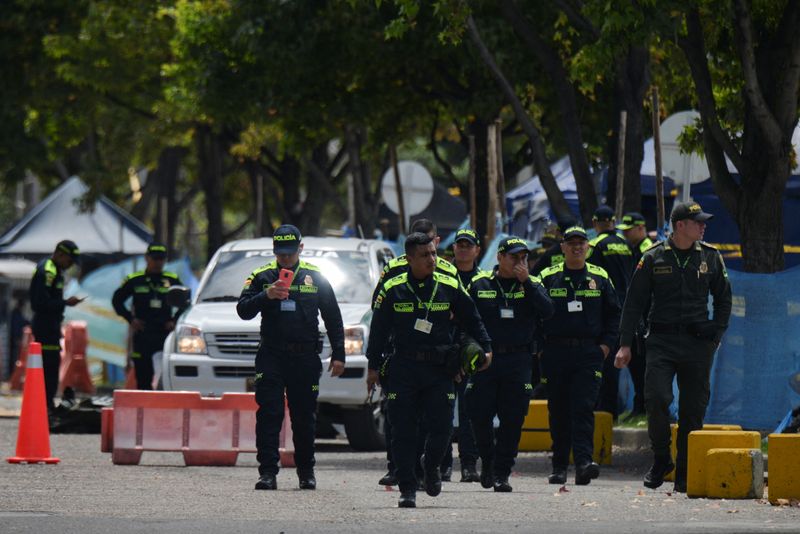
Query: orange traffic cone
7 342 60 464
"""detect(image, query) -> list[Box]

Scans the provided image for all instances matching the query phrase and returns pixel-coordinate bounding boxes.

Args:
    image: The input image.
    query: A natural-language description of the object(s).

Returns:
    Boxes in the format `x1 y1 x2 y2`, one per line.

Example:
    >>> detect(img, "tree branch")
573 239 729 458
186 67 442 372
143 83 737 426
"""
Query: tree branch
552 0 599 39
223 213 253 242
429 114 461 188
678 9 745 173
773 1 800 132
732 0 782 146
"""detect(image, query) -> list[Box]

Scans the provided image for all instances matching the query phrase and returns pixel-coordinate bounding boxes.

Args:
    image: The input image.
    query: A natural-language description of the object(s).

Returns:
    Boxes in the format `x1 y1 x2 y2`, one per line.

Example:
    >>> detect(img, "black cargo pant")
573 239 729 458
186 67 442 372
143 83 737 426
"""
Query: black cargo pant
466 351 532 478
541 344 604 468
254 348 322 477
440 378 479 471
131 328 168 390
596 346 620 418
386 355 454 493
645 332 715 483
32 322 61 412
628 333 647 414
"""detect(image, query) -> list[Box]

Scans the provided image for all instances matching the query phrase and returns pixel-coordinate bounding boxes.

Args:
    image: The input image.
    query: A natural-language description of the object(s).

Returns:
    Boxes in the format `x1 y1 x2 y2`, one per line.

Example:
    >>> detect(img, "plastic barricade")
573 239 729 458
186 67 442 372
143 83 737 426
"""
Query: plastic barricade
58 321 95 395
107 390 294 467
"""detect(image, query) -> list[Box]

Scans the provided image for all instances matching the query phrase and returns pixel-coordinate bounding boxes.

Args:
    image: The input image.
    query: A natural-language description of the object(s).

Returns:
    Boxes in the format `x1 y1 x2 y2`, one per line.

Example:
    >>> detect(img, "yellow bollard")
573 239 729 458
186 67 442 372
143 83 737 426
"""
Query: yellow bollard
705 448 764 499
665 423 742 481
767 434 800 504
686 430 760 497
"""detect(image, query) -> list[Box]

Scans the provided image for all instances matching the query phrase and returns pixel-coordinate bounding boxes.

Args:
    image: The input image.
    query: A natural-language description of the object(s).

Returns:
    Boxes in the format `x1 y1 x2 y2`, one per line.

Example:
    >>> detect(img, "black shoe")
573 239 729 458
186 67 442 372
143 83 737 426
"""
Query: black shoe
255 474 277 490
673 474 687 493
575 462 600 485
416 477 426 491
298 470 316 490
379 471 398 486
460 465 480 483
441 466 452 482
398 491 416 508
480 459 494 489
424 467 442 497
643 457 675 490
548 468 567 485
493 477 512 492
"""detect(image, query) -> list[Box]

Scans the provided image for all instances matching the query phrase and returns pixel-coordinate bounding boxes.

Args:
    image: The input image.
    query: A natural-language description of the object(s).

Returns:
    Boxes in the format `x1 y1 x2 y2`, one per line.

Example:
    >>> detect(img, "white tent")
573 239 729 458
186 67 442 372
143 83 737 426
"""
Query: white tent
0 177 153 258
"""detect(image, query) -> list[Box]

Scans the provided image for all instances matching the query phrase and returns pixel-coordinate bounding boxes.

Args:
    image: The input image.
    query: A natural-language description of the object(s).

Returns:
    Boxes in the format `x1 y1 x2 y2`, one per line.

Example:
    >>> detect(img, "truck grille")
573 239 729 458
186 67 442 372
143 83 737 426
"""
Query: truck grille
206 332 330 359
213 366 255 378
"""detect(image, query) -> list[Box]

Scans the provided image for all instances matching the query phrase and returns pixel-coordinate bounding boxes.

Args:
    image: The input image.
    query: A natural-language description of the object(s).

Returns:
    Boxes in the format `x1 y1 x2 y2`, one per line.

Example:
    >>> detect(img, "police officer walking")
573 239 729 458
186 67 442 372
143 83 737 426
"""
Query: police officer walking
237 224 346 491
366 232 492 508
617 212 655 418
371 219 457 487
539 227 620 485
615 202 731 493
467 237 554 492
586 205 633 419
112 243 184 390
29 240 83 412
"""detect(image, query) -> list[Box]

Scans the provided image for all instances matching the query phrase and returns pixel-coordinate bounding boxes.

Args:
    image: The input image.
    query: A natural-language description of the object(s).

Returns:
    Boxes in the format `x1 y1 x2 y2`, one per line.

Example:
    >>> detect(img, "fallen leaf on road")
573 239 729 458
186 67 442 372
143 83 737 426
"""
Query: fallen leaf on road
582 501 598 507
637 490 646 496
727 509 739 514
559 486 570 493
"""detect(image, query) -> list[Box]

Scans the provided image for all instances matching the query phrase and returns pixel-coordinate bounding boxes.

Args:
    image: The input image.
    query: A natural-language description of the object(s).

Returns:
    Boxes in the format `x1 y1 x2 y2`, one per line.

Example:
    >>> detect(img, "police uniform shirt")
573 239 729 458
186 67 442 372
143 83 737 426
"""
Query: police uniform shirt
630 237 655 266
469 270 554 348
457 264 481 290
366 271 491 370
112 270 184 327
587 231 634 303
530 243 565 277
30 258 67 330
539 263 620 348
237 260 346 361
619 239 732 347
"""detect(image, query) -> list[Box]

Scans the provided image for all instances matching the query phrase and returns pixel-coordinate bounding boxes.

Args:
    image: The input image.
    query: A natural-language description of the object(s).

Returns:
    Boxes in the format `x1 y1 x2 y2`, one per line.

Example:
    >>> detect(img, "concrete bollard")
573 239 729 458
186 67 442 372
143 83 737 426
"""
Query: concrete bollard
705 448 764 499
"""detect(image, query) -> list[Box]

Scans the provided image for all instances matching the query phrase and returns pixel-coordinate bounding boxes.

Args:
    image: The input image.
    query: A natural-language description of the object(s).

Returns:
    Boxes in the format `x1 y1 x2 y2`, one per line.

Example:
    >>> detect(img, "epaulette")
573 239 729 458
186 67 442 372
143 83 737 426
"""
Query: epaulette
588 234 606 247
125 270 146 281
163 271 179 279
586 263 610 279
470 270 492 285
528 274 543 284
382 272 408 292
432 271 459 289
435 256 458 275
699 241 718 250
387 256 408 269
299 260 320 271
540 263 565 278
250 261 277 277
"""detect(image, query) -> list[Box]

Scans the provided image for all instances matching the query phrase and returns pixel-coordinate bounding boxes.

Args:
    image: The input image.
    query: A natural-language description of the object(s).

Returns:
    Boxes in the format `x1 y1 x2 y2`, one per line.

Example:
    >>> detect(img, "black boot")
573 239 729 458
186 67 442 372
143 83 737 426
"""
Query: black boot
643 456 675 489
398 490 416 508
493 476 512 492
378 471 398 486
424 467 442 497
548 467 567 485
460 464 480 483
575 462 600 486
440 466 453 482
255 473 277 490
298 469 316 490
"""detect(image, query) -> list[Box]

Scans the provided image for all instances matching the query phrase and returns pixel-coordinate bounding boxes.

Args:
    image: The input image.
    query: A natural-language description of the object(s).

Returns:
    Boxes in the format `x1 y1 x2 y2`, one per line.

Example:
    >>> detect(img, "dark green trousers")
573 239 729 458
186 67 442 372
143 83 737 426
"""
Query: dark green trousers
644 332 716 480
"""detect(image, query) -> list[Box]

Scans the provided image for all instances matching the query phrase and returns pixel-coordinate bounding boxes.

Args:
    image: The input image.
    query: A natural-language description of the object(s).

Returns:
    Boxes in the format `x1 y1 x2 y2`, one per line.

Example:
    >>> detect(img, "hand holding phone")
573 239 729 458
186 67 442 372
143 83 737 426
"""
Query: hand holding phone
278 268 295 287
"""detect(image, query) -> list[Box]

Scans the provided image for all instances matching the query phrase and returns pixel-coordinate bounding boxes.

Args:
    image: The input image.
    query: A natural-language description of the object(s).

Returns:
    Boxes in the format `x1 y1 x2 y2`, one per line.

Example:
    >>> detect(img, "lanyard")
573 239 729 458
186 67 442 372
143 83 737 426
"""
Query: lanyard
405 280 440 320
670 249 692 270
493 276 518 307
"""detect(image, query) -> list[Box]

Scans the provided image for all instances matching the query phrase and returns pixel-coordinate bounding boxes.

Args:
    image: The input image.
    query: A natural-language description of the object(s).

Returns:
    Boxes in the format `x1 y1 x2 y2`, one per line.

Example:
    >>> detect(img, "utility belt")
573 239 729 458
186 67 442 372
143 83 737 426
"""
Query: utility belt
544 336 596 347
492 342 534 355
395 345 455 365
262 338 323 354
649 321 716 341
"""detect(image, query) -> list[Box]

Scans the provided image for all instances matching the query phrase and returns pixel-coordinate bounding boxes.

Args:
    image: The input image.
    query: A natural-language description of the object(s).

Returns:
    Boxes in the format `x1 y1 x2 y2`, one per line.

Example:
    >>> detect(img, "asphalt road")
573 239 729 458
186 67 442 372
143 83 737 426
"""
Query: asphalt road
0 418 798 534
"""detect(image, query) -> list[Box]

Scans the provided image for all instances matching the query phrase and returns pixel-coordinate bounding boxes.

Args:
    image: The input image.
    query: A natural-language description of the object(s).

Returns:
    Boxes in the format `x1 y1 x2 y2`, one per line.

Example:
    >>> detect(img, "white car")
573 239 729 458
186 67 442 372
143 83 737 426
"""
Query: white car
160 236 396 450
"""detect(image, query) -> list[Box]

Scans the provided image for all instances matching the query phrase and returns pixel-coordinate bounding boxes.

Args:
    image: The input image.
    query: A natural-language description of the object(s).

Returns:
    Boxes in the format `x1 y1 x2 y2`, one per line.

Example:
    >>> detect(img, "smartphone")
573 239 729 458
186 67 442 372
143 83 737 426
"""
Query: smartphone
277 268 294 288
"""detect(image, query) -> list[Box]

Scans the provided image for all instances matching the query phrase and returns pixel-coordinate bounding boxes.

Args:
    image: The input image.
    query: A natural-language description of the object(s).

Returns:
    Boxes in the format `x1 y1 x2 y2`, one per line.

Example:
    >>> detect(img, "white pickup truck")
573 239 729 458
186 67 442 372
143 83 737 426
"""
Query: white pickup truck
160 236 396 450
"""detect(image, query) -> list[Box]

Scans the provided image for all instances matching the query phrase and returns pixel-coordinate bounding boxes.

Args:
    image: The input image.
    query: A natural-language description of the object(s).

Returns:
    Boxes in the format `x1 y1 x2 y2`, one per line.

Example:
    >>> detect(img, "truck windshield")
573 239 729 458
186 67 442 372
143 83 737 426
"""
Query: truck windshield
198 249 374 304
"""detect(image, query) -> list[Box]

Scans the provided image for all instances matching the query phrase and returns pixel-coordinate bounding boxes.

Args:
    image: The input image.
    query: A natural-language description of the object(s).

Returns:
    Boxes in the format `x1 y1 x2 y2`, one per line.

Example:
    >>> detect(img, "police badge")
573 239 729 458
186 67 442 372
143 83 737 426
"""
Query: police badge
699 262 708 274
588 278 597 290
304 274 313 285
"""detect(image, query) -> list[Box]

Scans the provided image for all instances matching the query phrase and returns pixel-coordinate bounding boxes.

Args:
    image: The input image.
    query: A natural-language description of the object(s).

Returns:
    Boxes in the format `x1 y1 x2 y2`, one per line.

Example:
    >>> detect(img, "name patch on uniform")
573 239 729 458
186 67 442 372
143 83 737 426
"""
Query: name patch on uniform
298 285 318 293
477 290 497 299
394 302 414 313
549 288 568 297
575 289 601 297
424 302 450 312
654 266 673 275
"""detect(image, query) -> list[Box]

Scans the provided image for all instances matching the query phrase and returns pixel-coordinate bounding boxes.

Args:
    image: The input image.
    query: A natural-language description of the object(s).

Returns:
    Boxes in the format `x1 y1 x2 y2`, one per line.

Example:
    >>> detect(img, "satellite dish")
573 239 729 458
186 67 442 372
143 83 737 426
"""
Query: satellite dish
660 111 711 186
380 161 434 217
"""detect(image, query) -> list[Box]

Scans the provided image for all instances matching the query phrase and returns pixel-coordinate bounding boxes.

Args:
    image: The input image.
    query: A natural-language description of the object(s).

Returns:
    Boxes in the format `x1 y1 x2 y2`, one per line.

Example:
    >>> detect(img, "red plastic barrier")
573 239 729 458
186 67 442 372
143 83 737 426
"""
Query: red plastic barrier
107 390 294 467
100 407 114 453
59 322 95 395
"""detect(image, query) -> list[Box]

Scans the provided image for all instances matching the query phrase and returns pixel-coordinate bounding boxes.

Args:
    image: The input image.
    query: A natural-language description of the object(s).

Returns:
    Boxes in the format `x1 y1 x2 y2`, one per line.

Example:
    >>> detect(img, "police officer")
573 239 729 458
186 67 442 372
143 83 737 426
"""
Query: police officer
237 224 346 491
371 218 457 487
617 212 655 418
539 227 620 485
586 205 633 419
112 243 184 390
530 225 567 277
615 202 732 493
29 240 83 412
467 237 554 492
366 232 492 508
445 228 484 483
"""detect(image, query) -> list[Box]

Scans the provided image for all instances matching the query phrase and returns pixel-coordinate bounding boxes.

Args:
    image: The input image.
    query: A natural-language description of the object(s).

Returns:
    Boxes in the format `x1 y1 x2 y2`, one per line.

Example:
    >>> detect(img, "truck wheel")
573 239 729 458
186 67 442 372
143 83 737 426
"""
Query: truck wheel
343 403 386 451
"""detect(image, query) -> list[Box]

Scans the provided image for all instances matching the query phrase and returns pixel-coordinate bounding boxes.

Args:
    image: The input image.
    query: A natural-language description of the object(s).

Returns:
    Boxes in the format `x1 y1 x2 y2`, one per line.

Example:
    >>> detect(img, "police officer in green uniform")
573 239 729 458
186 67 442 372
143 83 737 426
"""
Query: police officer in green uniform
540 227 620 485
617 212 655 418
112 243 184 390
237 224 346 491
371 219 457 487
615 202 732 493
467 237 554 492
29 240 83 412
366 232 492 508
587 205 633 419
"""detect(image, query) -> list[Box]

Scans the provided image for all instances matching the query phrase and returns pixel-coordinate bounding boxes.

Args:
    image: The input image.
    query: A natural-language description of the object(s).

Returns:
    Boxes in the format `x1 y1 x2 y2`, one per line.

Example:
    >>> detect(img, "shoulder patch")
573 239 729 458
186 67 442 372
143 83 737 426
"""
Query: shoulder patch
383 272 408 292
699 241 718 251
588 235 605 247
435 257 457 275
586 263 610 279
528 274 542 284
388 256 408 269
432 271 459 289
125 270 146 282
251 261 277 277
163 271 179 279
470 270 492 285
299 260 320 272
540 263 565 279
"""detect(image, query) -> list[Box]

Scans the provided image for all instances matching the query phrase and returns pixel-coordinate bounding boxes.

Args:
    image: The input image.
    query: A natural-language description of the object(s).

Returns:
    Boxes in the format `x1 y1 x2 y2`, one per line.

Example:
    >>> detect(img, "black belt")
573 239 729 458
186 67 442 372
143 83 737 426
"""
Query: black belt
493 342 533 355
649 323 692 335
395 349 446 364
263 340 321 353
545 336 596 347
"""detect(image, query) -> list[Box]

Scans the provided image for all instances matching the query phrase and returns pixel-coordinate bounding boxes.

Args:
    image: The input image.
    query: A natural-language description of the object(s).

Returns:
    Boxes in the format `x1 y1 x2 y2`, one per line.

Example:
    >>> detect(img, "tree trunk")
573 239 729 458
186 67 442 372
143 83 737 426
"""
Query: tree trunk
345 125 376 238
738 167 786 272
150 146 186 257
196 125 226 261
468 118 491 244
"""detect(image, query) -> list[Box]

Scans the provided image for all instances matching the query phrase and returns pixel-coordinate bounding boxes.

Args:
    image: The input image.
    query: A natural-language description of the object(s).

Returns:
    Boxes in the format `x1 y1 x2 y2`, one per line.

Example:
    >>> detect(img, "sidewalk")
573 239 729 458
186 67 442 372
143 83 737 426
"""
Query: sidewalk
0 382 22 417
